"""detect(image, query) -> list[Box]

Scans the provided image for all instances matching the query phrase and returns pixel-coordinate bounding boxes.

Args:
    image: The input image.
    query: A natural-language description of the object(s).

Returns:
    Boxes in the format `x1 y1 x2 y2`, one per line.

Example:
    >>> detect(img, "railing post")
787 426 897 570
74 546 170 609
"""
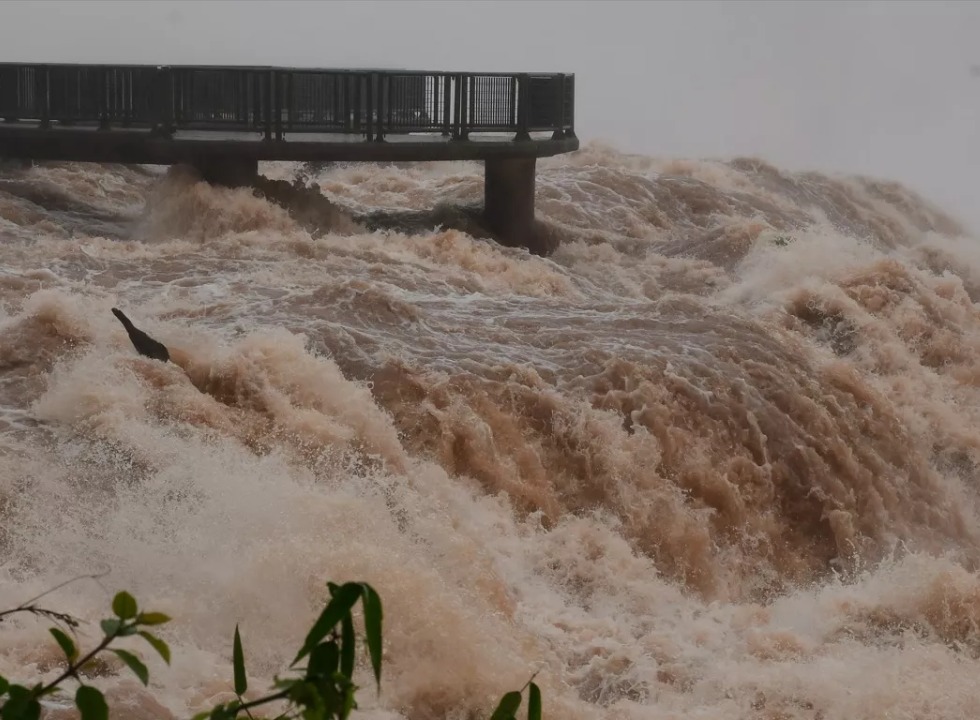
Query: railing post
274 70 283 141
152 67 162 135
441 74 451 136
453 73 470 140
175 68 186 128
374 72 385 142
451 74 462 140
514 73 530 141
41 66 50 129
364 73 374 141
263 70 272 141
565 74 576 138
353 73 362 134
286 71 295 135
98 67 109 130
552 73 565 141
385 74 393 139
126 68 135 127
239 71 247 128
0 66 14 122
187 70 196 128
162 67 174 136
255 71 264 131
151 67 162 135
511 76 519 133
341 73 349 132
467 74 476 139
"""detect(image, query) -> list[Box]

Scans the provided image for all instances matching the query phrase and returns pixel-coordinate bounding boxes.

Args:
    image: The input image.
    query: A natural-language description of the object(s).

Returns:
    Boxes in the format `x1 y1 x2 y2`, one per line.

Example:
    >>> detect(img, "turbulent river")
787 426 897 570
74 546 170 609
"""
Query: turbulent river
2 145 980 719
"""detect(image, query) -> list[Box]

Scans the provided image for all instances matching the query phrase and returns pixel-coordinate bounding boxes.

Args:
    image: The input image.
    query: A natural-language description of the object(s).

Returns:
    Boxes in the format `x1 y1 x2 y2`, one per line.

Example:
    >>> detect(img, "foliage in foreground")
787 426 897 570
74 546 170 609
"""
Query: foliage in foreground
0 581 542 720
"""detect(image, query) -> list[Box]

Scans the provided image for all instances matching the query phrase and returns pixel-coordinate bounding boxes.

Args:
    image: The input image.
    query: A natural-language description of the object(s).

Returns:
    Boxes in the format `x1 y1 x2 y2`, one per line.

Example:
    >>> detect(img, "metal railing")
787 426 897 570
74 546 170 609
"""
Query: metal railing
0 63 575 142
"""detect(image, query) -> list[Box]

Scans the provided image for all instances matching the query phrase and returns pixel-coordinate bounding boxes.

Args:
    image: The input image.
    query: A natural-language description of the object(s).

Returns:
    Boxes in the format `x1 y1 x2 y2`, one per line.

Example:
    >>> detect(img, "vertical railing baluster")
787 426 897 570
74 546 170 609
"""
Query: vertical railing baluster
515 73 530 141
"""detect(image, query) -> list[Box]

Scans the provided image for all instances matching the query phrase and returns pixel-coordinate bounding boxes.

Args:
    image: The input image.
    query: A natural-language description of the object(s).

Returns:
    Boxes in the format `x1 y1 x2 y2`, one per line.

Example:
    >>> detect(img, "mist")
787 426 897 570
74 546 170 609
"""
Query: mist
1 0 978 230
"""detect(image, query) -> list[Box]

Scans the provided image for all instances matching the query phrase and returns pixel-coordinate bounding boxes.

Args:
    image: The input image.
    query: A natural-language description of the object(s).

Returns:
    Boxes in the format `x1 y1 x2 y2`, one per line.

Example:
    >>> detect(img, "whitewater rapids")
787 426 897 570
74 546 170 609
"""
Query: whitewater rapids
1 145 980 719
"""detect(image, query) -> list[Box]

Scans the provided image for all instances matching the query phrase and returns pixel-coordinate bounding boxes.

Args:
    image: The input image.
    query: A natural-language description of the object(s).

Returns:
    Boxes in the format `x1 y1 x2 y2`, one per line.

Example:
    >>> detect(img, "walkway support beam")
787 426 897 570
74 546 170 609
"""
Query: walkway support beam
484 157 539 254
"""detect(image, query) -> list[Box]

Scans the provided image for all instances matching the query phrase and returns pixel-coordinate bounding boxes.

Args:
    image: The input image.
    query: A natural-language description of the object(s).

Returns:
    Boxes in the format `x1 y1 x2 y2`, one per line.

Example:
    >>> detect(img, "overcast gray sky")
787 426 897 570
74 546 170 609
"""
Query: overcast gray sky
3 0 980 230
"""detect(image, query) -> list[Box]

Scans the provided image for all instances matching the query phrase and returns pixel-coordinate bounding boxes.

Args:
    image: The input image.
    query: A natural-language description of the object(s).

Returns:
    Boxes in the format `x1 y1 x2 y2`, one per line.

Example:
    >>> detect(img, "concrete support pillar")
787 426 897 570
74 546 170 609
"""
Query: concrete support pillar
484 157 544 254
192 157 259 187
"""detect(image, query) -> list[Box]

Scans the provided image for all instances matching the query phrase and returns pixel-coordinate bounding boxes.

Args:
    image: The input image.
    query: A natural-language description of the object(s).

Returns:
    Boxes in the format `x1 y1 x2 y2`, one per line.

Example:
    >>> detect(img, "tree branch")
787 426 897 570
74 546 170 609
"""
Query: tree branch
38 628 119 695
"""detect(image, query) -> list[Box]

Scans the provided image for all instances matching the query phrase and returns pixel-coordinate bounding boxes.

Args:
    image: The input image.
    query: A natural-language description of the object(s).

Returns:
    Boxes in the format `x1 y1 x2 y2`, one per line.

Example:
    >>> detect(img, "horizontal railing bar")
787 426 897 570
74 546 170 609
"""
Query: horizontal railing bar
0 62 572 77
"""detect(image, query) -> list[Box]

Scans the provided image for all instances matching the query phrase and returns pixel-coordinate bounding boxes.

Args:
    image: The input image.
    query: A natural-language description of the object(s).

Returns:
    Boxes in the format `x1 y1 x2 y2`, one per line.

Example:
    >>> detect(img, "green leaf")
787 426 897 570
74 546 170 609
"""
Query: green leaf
232 624 247 696
112 591 138 620
136 612 170 626
100 618 121 637
75 686 108 720
286 681 323 716
340 683 358 720
308 641 339 679
527 683 542 720
360 583 383 688
209 705 233 720
138 630 171 664
48 628 78 662
1 685 39 720
319 678 343 716
190 712 211 720
15 700 40 720
0 675 9 696
490 691 523 720
339 613 355 679
293 583 362 664
112 649 149 686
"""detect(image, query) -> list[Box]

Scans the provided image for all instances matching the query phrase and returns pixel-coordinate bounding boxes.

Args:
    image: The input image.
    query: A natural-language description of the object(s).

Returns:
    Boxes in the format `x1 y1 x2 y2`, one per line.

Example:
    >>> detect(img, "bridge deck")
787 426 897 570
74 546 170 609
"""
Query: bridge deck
0 121 577 164
0 64 578 164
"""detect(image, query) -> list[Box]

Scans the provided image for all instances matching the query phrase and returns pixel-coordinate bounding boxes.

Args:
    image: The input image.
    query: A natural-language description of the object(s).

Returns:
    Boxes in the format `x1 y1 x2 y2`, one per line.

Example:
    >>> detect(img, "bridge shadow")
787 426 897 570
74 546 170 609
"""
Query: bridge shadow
247 168 559 256
0 159 560 256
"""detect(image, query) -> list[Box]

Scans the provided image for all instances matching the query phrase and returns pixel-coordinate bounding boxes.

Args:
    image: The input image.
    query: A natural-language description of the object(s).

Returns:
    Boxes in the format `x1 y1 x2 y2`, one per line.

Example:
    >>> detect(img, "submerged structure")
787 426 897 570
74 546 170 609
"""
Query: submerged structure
0 63 578 253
